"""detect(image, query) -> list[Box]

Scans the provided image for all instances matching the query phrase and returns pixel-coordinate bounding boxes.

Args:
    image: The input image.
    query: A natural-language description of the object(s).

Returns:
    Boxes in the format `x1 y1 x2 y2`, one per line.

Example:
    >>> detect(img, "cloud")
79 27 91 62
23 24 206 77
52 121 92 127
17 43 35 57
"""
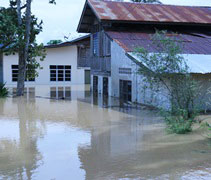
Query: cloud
32 0 86 43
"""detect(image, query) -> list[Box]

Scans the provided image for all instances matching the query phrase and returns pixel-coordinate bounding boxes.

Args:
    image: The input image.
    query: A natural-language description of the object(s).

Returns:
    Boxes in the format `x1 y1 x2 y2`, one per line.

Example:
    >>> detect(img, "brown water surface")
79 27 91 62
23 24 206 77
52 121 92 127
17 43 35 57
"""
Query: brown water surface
0 85 210 180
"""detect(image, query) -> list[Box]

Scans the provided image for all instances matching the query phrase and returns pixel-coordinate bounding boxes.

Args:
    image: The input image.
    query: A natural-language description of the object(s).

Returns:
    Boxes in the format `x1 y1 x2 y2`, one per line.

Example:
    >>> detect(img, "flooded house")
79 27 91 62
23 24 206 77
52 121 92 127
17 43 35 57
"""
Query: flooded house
77 0 211 109
1 35 91 86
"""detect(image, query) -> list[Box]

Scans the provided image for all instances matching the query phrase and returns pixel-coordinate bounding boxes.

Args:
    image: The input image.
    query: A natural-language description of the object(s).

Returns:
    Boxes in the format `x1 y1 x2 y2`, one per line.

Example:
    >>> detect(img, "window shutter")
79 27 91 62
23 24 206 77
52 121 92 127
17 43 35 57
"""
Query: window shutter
93 32 99 56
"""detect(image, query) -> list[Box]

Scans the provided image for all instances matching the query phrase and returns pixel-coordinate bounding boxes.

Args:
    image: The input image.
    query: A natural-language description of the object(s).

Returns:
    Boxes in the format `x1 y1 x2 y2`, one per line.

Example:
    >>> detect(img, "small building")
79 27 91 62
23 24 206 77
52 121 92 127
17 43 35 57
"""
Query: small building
1 35 91 86
77 0 211 109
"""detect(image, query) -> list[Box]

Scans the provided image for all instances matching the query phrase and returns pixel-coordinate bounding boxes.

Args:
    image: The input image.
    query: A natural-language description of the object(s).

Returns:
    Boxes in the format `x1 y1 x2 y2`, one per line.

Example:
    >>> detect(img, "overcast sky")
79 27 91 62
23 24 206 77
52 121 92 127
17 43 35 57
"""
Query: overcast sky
1 0 211 44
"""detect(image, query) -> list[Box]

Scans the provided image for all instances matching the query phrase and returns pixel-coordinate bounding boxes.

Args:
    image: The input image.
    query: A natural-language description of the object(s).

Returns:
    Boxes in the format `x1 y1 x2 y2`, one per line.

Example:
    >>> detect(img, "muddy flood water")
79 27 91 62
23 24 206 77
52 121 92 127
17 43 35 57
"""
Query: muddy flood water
0 85 210 180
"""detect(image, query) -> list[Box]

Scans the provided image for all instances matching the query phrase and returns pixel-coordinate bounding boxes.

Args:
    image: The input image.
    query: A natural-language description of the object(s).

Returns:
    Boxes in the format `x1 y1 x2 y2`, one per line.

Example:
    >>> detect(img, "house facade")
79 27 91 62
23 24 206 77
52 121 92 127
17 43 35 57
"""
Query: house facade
1 35 91 87
77 0 211 109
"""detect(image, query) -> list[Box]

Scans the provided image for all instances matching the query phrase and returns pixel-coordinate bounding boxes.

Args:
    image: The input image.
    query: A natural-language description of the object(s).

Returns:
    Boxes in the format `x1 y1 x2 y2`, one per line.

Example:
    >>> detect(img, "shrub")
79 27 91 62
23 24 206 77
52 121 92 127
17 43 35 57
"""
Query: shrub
135 31 200 134
0 83 8 97
163 108 196 134
200 122 211 139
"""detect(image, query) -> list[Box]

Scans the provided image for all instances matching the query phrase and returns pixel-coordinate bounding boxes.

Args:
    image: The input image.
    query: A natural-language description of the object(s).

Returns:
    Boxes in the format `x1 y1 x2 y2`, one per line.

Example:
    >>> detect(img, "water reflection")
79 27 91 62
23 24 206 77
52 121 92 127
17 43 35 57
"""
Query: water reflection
9 85 90 101
78 126 211 180
0 97 43 180
12 87 36 99
0 85 210 180
0 98 6 114
50 87 71 100
84 90 91 98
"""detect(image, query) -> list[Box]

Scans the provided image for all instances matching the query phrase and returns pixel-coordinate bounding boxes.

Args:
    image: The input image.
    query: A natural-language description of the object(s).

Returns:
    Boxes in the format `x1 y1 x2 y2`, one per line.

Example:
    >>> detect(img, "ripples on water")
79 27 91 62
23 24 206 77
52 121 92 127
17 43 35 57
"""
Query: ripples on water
0 85 210 180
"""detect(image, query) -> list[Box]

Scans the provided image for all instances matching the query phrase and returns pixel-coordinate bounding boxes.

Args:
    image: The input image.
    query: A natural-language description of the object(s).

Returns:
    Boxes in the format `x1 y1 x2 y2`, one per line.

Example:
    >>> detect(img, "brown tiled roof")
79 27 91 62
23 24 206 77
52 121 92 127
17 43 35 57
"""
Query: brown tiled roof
88 0 211 24
106 31 211 54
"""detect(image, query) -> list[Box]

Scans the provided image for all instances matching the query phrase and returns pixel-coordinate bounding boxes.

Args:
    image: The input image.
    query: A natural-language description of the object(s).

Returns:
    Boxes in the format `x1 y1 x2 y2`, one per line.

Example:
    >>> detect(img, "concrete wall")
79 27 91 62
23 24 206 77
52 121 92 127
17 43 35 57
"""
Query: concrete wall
89 40 172 109
110 41 134 98
90 40 211 110
192 74 211 110
110 41 211 110
110 41 170 109
3 46 85 86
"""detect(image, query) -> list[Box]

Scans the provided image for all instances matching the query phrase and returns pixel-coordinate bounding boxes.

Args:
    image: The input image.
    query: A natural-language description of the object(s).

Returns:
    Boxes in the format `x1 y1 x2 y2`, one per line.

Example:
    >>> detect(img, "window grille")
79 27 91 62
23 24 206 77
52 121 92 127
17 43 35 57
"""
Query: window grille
50 65 71 82
12 65 35 82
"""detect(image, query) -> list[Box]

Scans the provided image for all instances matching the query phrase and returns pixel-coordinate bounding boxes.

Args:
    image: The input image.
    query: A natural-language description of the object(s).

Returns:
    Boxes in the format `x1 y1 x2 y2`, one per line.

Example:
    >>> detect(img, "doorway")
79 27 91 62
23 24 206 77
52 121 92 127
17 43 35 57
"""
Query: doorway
103 77 108 96
93 76 98 93
119 80 132 102
85 70 91 84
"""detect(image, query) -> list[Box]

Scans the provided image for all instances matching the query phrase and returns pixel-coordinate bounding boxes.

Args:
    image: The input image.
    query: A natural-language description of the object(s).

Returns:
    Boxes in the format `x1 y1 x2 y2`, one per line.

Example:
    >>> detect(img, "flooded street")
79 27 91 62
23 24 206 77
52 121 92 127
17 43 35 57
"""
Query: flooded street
0 85 210 180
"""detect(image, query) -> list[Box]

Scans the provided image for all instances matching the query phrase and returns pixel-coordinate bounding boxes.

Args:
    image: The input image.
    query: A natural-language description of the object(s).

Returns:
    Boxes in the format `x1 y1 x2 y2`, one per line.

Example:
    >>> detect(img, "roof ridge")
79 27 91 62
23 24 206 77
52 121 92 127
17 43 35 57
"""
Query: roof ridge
90 0 211 8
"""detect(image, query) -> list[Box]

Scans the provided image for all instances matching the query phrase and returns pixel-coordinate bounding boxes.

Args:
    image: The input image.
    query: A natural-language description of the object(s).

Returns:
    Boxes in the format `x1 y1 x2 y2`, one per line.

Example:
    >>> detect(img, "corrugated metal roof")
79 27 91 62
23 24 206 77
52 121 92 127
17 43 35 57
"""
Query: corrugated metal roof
46 35 90 49
106 31 211 54
128 52 211 74
88 0 211 24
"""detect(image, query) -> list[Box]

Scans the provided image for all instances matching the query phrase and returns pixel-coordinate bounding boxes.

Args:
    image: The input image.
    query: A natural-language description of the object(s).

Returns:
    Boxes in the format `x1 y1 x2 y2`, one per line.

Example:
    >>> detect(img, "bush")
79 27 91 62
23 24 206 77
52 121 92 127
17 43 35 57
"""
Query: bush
135 31 200 134
200 122 211 139
0 83 8 97
163 108 196 134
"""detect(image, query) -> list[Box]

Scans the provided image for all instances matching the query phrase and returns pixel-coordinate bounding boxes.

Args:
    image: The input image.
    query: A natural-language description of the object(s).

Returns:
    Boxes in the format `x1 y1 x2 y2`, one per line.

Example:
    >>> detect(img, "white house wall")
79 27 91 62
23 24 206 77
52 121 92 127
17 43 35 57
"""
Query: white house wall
191 74 211 110
111 41 134 98
3 46 85 86
111 41 170 109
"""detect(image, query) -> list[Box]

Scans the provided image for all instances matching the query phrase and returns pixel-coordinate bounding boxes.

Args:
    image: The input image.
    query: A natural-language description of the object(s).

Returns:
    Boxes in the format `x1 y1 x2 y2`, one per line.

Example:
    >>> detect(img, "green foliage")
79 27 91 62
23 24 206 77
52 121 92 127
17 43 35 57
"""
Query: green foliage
49 0 56 4
163 108 195 134
0 1 47 80
47 40 62 45
135 31 200 134
0 6 18 51
200 122 211 139
0 83 8 97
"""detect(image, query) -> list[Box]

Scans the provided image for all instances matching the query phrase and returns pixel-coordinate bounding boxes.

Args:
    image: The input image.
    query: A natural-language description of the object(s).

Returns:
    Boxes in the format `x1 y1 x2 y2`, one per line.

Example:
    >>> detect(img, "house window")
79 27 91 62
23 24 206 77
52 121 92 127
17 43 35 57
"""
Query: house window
93 33 99 56
78 47 91 68
12 65 18 82
12 65 35 82
50 65 71 82
103 34 111 56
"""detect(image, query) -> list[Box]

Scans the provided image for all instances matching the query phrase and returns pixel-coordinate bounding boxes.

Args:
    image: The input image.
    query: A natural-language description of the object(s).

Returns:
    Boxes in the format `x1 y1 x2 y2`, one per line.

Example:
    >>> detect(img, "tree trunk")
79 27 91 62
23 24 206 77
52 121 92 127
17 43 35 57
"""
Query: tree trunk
16 0 24 96
17 52 26 96
17 0 32 96
17 0 22 25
